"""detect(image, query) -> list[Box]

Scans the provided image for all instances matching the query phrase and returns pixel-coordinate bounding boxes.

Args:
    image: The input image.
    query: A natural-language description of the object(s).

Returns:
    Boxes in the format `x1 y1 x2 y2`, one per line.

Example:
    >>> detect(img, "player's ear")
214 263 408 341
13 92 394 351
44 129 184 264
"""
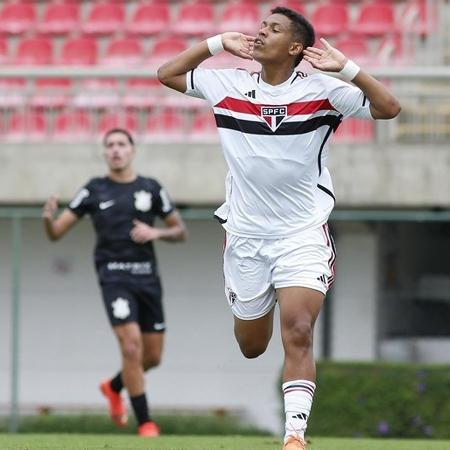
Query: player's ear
289 41 303 59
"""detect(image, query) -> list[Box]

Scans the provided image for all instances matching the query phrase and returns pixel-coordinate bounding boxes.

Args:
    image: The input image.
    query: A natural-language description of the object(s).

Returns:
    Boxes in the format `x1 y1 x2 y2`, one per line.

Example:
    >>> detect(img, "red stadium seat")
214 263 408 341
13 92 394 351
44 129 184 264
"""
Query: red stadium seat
219 2 260 35
402 0 437 37
102 38 143 66
202 49 261 72
126 2 170 36
30 78 72 109
6 111 47 142
142 109 186 143
200 50 236 69
333 118 374 144
146 37 188 69
60 38 98 65
14 38 53 65
73 79 120 109
53 110 93 142
0 38 8 64
269 1 305 15
38 3 80 36
0 79 26 108
312 3 349 37
0 2 36 35
376 35 408 67
334 37 371 66
173 2 216 36
162 86 204 110
352 2 396 37
82 2 125 35
97 111 139 137
122 78 163 109
189 110 218 143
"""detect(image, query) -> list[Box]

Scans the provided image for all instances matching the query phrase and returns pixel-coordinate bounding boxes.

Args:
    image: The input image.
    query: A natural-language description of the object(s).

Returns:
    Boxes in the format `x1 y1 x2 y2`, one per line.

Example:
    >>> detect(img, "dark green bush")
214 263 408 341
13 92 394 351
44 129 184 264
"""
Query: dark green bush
305 362 450 439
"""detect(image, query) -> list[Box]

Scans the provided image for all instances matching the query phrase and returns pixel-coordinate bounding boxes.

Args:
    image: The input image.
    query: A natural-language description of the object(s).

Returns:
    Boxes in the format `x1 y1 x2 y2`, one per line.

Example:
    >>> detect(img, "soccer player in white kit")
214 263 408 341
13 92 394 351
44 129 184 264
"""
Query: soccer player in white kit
158 7 400 450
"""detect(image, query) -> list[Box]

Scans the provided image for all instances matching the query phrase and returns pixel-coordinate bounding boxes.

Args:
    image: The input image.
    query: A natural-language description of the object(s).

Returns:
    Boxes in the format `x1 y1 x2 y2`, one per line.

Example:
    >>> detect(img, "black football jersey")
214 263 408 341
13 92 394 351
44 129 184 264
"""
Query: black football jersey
69 176 174 284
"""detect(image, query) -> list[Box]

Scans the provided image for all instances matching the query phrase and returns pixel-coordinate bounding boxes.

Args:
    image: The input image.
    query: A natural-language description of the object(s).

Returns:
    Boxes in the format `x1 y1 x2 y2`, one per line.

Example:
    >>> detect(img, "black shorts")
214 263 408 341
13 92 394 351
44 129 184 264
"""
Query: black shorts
100 280 165 333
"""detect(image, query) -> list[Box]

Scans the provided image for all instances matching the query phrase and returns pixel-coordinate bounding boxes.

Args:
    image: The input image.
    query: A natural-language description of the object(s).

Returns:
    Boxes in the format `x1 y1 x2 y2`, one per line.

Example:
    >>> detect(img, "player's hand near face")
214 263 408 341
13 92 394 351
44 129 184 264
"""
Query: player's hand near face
42 195 59 219
304 38 400 119
222 32 255 60
130 219 161 243
158 32 255 93
303 38 347 73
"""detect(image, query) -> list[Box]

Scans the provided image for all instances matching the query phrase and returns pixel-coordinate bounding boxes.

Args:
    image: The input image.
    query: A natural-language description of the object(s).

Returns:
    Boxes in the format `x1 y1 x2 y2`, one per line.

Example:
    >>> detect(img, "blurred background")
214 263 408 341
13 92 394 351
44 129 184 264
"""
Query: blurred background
1 0 449 438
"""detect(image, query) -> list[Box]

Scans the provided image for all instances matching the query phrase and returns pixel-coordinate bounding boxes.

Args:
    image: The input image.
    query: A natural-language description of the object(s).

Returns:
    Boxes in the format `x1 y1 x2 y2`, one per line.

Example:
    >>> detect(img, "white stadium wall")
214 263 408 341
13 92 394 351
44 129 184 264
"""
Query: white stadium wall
2 141 450 207
0 217 327 433
2 218 450 432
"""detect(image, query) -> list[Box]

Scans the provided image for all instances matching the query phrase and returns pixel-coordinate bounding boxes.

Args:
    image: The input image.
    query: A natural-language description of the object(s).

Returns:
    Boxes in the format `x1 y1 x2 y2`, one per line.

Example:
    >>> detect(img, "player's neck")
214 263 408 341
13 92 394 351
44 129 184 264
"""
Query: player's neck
260 65 295 86
108 168 137 183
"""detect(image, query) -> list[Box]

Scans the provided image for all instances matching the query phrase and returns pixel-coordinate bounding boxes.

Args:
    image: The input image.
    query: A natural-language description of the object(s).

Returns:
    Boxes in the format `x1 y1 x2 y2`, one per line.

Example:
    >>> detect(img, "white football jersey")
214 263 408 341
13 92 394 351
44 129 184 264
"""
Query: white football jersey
185 68 372 238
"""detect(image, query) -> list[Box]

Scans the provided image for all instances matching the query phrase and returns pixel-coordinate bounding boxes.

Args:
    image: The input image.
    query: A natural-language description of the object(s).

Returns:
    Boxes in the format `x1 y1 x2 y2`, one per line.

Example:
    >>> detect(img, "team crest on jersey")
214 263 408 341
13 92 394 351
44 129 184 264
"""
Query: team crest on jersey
227 287 237 306
134 190 152 212
261 105 287 132
112 297 130 319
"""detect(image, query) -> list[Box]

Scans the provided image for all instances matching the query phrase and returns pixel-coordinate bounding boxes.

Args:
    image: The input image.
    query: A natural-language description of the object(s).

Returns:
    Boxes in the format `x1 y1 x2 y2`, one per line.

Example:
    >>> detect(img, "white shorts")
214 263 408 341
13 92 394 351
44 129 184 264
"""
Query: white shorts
223 224 336 320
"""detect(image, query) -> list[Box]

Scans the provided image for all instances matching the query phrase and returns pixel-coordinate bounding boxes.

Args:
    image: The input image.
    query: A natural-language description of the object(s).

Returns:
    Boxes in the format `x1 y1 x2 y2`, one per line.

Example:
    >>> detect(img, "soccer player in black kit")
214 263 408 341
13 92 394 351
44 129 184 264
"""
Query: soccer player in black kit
42 128 187 437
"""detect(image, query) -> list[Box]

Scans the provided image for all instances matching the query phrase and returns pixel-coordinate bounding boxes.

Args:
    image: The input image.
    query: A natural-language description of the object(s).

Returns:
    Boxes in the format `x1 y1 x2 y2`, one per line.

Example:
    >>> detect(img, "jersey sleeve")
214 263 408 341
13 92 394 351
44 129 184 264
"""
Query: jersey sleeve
68 180 95 218
184 68 237 106
321 74 373 120
152 181 175 218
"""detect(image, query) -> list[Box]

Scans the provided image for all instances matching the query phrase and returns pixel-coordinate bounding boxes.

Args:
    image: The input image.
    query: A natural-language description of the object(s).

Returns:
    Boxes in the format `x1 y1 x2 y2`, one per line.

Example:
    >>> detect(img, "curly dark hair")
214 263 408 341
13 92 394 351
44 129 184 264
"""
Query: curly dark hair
271 6 315 67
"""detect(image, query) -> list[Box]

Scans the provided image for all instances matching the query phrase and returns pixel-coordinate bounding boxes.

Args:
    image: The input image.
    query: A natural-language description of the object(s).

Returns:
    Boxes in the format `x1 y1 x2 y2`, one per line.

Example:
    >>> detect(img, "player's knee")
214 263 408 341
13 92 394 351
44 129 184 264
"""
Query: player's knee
283 321 313 351
120 339 142 362
143 354 161 370
238 341 268 359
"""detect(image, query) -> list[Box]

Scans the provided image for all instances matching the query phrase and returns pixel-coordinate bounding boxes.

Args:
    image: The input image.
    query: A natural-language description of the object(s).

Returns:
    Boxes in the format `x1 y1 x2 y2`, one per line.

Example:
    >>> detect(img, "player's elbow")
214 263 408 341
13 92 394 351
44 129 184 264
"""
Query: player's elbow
157 64 171 87
180 228 188 242
46 232 61 242
372 99 401 120
386 98 401 119
176 226 188 242
382 98 401 119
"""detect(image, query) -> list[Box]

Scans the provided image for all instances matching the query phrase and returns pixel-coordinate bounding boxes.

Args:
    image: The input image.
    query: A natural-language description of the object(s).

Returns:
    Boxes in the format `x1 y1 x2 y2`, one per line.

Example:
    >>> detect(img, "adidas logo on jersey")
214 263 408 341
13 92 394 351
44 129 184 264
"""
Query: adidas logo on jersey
244 90 256 99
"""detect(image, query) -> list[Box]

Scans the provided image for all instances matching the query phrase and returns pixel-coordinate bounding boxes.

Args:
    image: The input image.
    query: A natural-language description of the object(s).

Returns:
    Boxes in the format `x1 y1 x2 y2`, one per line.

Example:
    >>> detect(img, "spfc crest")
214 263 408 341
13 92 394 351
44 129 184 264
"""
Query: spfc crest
134 190 152 212
261 105 287 132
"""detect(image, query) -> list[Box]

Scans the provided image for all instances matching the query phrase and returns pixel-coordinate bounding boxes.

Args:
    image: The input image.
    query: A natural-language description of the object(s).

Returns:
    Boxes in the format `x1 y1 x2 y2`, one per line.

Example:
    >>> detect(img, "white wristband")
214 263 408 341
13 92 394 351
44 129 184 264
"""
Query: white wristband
339 59 360 81
206 34 224 56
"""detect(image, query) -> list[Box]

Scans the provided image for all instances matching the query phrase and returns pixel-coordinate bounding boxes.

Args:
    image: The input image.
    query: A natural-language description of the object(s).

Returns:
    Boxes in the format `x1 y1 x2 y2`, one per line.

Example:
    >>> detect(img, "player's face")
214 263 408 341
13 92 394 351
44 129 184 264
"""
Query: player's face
103 132 135 171
253 13 302 66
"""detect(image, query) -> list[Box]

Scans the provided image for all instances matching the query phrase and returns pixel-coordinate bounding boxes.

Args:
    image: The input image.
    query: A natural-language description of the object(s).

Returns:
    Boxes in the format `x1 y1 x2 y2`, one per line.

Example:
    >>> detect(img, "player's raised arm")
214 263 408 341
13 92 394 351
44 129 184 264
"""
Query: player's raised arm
157 32 255 93
42 195 79 241
303 38 401 120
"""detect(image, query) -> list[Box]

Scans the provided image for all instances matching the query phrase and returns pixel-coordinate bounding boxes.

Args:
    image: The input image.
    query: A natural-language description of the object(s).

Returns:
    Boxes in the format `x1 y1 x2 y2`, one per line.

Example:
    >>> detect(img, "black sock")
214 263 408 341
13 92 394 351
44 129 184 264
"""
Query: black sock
110 372 123 393
130 393 151 425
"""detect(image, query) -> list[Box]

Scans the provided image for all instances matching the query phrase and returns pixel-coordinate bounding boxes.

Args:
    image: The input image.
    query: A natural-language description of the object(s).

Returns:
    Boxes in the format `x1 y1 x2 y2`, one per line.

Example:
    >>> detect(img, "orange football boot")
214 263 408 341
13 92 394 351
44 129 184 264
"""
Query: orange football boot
282 435 307 450
99 379 128 427
138 421 160 437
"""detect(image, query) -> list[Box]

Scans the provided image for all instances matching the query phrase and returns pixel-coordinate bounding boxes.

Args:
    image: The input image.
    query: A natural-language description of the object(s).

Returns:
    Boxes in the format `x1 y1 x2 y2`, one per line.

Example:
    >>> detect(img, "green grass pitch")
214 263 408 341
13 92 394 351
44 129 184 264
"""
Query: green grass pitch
1 435 450 450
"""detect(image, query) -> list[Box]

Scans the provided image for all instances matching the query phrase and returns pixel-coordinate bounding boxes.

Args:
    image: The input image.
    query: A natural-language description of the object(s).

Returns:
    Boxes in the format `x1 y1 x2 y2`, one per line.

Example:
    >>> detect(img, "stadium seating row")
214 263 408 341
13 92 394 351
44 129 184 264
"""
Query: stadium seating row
0 0 433 38
0 33 409 67
0 78 204 109
0 108 373 144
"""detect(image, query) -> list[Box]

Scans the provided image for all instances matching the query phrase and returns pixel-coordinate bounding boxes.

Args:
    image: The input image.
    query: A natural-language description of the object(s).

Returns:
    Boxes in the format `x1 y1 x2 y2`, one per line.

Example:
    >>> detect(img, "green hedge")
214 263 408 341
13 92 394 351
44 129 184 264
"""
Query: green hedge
305 362 450 439
0 413 271 436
